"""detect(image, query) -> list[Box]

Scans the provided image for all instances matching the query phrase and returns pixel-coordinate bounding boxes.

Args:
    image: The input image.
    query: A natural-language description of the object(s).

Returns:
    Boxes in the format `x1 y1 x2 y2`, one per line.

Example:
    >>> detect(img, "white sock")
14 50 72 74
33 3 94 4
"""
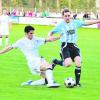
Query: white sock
45 69 54 84
6 38 9 46
31 78 45 86
0 38 2 46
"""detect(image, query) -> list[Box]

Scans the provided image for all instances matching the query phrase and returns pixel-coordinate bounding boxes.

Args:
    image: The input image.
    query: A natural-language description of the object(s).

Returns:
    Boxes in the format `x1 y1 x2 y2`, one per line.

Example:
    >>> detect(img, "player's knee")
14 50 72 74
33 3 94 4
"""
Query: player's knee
64 61 72 67
75 60 81 67
40 65 46 71
64 59 72 67
64 62 72 67
40 67 46 71
74 56 81 67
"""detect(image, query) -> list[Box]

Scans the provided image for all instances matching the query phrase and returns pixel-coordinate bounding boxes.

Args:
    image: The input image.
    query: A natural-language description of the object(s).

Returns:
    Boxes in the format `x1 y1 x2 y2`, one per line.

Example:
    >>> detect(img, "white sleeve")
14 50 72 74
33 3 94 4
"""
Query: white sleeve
35 37 45 47
11 40 22 48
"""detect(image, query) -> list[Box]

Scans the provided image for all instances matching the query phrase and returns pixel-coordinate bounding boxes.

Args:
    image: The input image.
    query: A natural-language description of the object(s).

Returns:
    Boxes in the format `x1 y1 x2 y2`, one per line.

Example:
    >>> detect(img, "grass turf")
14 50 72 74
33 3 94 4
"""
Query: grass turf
0 24 100 100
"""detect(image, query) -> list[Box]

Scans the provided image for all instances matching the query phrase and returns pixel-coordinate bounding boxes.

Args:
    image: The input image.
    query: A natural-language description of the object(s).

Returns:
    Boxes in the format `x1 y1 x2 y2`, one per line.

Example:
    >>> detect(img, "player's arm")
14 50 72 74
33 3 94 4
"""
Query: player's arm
48 31 54 37
45 31 61 42
46 22 62 42
84 20 100 26
0 46 13 54
45 32 61 42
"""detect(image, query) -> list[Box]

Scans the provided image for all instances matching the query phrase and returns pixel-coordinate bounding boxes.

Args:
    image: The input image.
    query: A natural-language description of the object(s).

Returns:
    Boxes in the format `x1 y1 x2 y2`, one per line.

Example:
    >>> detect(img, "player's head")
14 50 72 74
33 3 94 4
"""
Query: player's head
62 8 71 23
2 8 7 15
24 25 35 40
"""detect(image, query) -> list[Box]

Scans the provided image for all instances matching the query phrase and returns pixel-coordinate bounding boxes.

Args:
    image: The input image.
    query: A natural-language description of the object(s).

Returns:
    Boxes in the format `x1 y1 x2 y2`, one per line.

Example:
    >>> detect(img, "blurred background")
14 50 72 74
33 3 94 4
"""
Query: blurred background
0 0 100 19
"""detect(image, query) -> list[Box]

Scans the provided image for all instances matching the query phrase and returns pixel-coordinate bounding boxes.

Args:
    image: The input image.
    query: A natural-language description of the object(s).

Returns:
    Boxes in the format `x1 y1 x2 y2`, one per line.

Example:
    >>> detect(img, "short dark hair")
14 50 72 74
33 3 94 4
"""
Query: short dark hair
62 8 70 15
24 25 35 33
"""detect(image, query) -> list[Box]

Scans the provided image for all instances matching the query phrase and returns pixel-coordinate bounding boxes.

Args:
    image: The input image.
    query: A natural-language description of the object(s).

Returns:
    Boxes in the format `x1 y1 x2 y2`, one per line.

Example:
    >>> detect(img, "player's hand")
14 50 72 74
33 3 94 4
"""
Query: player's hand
46 35 61 42
46 36 54 42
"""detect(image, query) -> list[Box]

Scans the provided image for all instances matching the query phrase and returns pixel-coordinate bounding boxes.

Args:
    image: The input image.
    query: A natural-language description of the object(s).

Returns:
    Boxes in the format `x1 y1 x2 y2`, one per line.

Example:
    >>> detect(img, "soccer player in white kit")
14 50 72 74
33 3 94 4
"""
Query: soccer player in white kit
0 25 60 88
0 8 12 46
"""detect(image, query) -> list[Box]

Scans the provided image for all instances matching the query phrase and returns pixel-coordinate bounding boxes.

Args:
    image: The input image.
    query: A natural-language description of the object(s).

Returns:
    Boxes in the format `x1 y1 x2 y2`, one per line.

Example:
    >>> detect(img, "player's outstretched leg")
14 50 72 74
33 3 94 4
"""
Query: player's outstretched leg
21 80 33 86
21 78 45 86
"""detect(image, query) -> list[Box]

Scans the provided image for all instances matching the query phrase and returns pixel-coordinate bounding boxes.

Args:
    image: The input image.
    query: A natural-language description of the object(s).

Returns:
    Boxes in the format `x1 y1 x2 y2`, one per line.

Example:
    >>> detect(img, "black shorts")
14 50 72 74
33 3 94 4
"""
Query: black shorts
60 42 80 61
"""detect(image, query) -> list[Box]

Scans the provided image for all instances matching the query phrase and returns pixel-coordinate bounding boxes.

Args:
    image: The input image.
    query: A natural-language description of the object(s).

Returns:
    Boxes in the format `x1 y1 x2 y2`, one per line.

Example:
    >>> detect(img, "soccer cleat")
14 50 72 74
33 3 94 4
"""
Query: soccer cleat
21 80 33 86
74 83 81 87
47 83 60 88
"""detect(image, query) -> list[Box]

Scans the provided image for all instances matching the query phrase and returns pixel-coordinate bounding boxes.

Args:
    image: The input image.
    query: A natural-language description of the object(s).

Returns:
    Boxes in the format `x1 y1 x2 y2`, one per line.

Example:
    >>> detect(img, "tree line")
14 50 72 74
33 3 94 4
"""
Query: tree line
2 0 96 12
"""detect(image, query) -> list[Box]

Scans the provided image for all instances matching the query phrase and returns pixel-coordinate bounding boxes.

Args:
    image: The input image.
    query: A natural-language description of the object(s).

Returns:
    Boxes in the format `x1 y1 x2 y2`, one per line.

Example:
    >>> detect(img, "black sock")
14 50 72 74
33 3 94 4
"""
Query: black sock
54 59 63 66
45 78 48 84
52 59 64 70
56 60 63 66
75 66 81 85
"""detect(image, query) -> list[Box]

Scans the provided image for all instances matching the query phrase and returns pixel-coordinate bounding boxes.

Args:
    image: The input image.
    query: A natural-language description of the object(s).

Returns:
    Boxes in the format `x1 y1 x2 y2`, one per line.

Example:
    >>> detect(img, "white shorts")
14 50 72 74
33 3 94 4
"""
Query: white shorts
27 57 45 75
0 26 9 35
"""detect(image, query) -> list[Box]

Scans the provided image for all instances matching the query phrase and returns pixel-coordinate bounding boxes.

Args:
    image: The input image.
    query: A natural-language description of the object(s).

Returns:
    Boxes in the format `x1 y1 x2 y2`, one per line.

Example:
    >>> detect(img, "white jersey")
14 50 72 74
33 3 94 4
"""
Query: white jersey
12 36 46 74
12 36 45 60
0 14 11 35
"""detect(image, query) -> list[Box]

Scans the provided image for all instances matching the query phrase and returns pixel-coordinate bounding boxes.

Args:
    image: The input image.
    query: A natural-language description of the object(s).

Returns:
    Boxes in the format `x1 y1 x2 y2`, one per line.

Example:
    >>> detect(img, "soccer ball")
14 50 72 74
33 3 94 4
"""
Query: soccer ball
64 77 75 88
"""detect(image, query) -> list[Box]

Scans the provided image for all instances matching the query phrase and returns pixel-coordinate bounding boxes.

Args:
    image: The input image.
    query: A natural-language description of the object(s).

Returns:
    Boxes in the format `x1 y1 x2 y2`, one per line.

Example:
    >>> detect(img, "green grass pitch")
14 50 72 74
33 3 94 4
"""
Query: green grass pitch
0 24 100 100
